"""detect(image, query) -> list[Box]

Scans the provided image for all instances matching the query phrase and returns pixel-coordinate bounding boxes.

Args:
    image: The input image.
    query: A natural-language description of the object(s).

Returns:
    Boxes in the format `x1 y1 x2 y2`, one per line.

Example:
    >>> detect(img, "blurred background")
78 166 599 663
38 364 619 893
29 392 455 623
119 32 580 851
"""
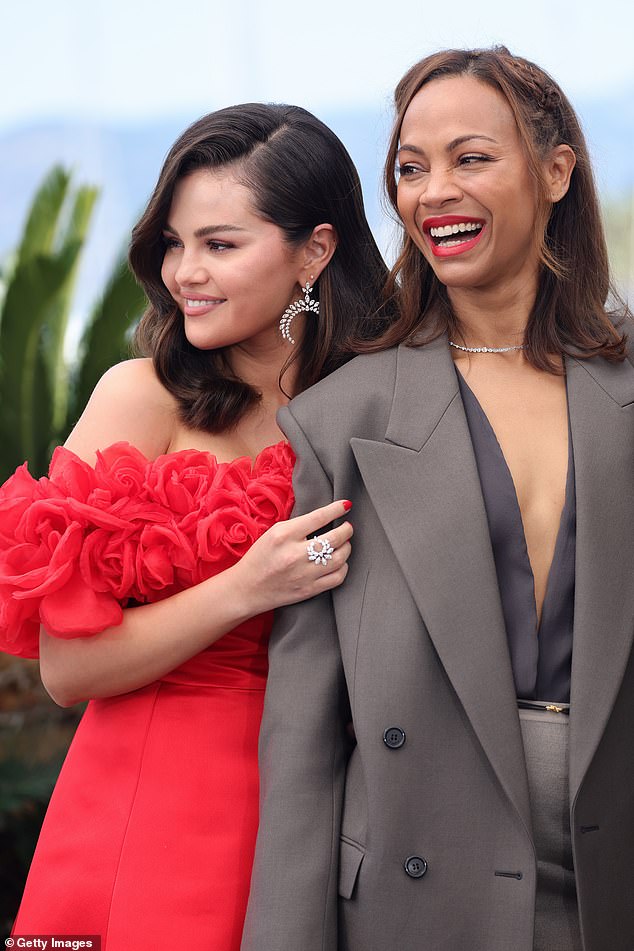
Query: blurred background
1 0 632 930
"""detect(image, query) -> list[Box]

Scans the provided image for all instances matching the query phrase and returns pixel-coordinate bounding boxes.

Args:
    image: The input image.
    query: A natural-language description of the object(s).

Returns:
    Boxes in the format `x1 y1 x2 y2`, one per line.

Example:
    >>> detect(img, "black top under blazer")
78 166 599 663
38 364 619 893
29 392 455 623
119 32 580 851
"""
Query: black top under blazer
457 369 576 702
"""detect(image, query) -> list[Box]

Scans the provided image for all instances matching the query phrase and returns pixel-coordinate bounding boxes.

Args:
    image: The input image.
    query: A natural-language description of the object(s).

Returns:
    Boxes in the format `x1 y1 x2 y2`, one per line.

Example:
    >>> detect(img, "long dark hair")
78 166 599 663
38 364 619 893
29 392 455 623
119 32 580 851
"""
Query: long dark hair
129 103 391 432
365 46 629 370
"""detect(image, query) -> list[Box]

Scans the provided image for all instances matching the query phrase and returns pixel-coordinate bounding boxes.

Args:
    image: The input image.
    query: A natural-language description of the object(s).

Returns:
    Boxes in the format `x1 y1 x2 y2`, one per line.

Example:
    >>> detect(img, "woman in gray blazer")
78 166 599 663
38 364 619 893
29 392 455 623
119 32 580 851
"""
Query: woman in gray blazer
242 47 633 951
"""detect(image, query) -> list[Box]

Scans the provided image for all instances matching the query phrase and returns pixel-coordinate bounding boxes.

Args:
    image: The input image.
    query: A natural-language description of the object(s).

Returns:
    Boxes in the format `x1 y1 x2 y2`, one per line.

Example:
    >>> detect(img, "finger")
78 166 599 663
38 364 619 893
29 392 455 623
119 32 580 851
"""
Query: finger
312 562 349 593
311 521 353 550
327 541 352 570
291 499 352 537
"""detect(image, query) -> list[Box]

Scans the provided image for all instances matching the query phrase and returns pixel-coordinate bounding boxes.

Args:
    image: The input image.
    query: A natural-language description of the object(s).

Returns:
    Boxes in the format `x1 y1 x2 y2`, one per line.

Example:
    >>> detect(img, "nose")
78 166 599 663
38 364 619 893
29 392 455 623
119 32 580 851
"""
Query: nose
418 166 463 209
173 247 209 287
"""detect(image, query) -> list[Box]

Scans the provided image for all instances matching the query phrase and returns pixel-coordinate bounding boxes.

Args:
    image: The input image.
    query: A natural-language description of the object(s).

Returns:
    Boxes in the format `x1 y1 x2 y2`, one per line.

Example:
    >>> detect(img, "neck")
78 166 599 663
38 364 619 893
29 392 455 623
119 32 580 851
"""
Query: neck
227 332 300 407
447 278 536 349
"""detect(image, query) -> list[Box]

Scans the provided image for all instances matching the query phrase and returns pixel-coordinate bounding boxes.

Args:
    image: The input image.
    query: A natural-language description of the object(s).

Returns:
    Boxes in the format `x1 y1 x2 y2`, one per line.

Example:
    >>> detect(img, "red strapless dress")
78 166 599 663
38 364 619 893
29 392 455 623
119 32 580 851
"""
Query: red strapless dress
1 440 295 950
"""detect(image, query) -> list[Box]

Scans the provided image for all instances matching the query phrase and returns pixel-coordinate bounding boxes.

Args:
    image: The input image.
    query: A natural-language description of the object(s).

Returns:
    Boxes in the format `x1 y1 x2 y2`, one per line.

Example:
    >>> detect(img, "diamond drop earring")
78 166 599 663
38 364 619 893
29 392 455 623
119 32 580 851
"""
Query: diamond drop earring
279 278 319 345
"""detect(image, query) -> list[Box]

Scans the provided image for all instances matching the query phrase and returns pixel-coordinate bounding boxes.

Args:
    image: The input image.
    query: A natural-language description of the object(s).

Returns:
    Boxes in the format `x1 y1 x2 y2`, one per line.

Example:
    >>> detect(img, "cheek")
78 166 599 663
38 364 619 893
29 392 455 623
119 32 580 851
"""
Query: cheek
502 193 541 250
521 191 542 232
396 186 411 224
248 251 298 297
396 188 422 242
505 167 541 225
160 257 174 292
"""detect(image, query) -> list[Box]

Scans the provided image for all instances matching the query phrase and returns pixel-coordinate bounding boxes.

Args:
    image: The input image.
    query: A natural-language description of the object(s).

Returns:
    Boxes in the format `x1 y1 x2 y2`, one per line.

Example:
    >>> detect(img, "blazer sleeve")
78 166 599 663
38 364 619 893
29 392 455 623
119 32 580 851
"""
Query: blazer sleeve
241 403 349 951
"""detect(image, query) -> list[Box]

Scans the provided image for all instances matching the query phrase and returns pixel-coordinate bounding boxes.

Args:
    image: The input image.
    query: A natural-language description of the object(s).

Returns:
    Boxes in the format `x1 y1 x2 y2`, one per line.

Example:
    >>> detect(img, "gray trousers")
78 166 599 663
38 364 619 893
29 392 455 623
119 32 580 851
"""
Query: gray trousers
519 707 582 951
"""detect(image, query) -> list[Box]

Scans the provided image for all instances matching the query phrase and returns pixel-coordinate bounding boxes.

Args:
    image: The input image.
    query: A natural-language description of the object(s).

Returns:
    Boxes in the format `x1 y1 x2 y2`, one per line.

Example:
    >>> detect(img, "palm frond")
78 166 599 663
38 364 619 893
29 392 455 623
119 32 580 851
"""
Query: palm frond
66 255 146 433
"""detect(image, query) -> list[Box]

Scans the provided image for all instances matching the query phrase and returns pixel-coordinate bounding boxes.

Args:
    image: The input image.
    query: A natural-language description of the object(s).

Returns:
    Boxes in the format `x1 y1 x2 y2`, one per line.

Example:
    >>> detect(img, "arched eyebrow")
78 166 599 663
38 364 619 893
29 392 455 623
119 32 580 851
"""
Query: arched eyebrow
398 134 498 155
163 224 248 238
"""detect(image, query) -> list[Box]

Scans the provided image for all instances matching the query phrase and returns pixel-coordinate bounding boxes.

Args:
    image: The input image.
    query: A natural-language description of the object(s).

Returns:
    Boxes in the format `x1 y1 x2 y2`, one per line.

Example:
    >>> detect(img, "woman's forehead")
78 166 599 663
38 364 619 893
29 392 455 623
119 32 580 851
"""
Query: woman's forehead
399 75 517 145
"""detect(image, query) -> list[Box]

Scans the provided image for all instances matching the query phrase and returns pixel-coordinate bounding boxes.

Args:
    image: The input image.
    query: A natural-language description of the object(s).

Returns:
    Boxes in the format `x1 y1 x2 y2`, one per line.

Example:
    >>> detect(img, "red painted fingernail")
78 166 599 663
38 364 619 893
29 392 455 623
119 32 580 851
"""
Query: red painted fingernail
343 500 352 511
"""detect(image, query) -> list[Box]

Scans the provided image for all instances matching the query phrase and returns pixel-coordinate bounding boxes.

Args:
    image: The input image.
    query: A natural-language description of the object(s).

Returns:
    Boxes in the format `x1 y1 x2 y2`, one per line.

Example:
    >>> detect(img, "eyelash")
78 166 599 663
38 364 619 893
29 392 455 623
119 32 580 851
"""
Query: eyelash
459 154 491 165
397 154 492 177
397 164 419 177
162 237 233 252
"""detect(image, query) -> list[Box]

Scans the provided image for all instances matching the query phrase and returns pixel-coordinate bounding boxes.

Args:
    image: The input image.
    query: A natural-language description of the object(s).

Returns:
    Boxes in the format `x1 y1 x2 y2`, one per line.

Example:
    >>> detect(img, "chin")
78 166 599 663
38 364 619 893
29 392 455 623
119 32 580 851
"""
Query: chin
430 265 481 288
183 331 223 351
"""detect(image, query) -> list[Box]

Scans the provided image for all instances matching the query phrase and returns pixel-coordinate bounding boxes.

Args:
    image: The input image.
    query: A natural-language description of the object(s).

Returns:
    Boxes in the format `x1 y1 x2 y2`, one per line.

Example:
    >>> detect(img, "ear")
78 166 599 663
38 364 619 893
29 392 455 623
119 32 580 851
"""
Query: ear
300 223 338 283
544 144 576 203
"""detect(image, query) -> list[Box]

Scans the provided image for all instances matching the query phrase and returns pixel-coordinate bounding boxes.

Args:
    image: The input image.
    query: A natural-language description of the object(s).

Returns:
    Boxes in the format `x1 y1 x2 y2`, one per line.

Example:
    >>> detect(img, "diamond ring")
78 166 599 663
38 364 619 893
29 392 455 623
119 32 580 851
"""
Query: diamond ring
307 536 335 567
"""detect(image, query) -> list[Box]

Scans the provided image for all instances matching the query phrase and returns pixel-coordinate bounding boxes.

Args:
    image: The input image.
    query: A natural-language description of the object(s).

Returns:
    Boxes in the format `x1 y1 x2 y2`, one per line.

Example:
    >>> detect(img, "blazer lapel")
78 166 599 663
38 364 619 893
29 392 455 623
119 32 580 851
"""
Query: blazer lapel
351 338 532 832
567 353 634 798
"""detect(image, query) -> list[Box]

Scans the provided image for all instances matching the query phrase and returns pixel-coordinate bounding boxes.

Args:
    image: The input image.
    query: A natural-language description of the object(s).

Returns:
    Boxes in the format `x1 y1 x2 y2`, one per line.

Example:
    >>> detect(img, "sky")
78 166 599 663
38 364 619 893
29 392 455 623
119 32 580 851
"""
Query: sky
2 0 632 318
2 0 633 127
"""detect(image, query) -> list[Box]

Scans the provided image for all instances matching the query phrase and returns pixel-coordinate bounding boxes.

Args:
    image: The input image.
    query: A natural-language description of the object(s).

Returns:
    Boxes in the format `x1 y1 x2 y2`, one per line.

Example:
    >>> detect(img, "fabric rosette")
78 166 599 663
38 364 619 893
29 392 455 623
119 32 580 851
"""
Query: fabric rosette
0 441 294 658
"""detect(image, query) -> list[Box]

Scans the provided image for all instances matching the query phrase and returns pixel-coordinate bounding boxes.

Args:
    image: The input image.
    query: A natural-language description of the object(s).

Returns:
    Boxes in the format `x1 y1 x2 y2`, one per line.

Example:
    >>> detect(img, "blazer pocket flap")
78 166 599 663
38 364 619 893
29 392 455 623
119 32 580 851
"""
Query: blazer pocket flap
338 838 365 900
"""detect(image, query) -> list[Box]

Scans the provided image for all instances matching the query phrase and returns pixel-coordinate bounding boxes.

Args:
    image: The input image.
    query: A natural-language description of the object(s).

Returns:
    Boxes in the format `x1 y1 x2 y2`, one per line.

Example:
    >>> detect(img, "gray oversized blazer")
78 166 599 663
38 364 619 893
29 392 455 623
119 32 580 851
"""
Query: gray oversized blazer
242 334 634 951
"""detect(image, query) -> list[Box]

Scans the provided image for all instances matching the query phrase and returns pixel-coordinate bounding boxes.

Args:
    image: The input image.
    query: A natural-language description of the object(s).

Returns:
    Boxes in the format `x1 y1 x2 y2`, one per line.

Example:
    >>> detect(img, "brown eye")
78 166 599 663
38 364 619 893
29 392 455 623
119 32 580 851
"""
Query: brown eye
397 164 425 178
459 154 490 165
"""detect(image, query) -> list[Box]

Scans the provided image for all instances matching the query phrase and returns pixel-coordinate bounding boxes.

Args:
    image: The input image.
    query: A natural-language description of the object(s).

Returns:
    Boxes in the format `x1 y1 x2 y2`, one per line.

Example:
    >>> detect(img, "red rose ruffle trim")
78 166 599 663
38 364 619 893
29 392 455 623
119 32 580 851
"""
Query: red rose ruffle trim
0 441 295 658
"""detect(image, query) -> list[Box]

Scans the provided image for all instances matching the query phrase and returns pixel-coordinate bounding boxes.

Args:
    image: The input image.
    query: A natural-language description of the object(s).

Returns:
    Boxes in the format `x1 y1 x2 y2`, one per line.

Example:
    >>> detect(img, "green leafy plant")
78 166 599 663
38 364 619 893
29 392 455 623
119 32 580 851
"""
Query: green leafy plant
0 166 146 482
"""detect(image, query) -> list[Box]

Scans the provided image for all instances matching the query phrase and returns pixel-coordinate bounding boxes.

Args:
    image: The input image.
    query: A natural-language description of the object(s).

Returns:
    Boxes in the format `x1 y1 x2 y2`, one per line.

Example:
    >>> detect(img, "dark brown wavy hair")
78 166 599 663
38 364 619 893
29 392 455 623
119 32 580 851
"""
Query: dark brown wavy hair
365 46 630 370
129 103 391 432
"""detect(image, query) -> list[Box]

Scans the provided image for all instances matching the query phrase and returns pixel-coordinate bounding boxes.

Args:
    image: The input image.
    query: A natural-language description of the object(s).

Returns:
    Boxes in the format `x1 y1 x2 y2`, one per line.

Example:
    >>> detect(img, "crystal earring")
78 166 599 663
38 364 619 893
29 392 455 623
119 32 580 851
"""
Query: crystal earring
279 278 319 345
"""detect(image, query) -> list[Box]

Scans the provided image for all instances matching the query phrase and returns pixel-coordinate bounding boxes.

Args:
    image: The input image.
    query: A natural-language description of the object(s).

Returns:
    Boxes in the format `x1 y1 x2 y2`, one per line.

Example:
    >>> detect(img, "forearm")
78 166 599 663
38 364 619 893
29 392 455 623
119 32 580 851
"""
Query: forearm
40 561 255 705
38 487 351 707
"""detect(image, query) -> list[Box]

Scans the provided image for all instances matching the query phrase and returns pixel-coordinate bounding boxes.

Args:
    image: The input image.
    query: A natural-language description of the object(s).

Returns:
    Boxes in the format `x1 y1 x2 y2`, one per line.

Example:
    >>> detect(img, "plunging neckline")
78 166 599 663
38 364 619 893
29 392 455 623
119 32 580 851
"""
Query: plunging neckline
456 369 570 630
456 368 576 702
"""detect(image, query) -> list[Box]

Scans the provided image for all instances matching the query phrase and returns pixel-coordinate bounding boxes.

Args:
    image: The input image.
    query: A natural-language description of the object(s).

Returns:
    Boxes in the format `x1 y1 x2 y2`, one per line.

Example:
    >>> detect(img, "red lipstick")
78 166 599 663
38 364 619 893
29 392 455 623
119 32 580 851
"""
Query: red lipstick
422 215 486 258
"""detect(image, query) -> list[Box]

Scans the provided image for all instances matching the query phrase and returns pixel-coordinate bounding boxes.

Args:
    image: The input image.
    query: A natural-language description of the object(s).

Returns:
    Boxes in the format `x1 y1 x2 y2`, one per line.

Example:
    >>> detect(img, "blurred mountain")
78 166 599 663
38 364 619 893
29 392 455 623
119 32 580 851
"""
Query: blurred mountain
0 95 632 319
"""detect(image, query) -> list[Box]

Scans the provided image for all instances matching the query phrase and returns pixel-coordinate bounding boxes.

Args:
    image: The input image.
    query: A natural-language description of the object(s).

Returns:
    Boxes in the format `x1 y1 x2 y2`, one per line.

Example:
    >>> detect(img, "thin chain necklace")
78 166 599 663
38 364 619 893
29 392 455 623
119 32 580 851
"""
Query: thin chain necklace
449 341 526 354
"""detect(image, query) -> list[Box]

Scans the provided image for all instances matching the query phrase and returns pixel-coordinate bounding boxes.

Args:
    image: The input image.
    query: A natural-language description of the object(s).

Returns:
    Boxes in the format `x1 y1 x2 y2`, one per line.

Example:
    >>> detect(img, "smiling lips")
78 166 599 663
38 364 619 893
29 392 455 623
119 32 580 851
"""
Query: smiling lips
422 215 486 257
182 295 226 317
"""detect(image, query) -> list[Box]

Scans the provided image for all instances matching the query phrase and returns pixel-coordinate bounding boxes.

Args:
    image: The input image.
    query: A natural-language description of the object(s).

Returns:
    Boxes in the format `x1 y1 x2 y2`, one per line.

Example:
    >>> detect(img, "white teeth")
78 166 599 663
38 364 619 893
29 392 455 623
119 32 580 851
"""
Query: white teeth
429 222 482 238
185 299 217 307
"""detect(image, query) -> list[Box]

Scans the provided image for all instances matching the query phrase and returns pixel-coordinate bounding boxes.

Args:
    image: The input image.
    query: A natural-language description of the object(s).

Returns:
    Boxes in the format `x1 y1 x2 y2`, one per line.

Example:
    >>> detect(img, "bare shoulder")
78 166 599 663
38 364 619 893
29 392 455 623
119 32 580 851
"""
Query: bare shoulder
65 358 179 464
92 358 174 406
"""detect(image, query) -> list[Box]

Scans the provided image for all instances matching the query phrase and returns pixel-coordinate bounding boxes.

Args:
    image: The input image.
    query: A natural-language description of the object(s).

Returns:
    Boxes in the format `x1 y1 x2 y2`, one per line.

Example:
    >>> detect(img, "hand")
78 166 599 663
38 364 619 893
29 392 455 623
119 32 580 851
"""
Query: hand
231 500 353 616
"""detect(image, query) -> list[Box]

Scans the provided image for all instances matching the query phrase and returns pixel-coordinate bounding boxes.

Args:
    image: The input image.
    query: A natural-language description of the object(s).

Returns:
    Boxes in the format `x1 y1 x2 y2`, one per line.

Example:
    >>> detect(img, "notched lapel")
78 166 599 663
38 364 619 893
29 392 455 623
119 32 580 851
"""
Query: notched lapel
567 355 634 797
573 347 634 408
351 340 532 833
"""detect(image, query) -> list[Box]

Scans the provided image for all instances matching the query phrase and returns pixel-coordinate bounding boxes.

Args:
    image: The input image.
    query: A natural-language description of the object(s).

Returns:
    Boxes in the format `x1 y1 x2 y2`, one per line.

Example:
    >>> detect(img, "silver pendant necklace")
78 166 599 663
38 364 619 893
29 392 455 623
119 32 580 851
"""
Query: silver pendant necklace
449 341 526 354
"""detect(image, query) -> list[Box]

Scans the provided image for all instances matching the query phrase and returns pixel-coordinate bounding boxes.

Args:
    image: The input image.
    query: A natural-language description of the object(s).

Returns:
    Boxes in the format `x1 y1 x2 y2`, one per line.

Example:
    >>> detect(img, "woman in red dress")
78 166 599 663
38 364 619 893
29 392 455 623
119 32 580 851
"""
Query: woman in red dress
1 104 390 949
